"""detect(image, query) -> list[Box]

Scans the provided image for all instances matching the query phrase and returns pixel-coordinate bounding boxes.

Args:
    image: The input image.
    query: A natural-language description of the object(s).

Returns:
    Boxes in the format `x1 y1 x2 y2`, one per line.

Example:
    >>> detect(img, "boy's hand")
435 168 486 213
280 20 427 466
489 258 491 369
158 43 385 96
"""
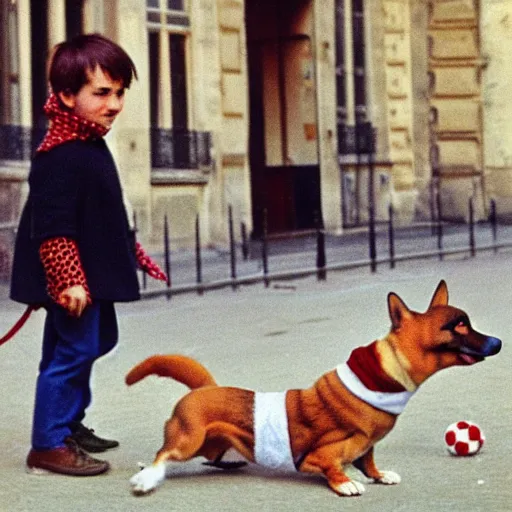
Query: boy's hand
39 237 92 311
59 285 89 317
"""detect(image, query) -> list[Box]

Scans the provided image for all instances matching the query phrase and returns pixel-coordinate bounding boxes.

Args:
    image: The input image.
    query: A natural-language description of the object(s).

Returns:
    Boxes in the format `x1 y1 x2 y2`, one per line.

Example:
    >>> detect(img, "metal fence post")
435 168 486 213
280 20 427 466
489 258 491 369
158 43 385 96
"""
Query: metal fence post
367 124 377 273
262 208 269 288
316 216 326 281
490 198 498 253
388 203 395 269
241 222 249 261
163 214 172 300
436 188 444 260
195 214 203 295
430 180 437 236
228 205 237 290
469 197 475 257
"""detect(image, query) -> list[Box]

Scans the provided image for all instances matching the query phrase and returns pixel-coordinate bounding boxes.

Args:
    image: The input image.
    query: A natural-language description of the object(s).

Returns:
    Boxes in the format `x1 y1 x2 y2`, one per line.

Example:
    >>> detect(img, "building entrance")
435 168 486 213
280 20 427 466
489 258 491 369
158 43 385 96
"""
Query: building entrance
246 0 321 237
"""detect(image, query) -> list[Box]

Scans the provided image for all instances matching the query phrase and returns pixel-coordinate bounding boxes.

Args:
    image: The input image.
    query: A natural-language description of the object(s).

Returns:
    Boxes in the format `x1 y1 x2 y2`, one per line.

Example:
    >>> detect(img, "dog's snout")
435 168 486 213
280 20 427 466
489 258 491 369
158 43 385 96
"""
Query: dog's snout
484 336 501 356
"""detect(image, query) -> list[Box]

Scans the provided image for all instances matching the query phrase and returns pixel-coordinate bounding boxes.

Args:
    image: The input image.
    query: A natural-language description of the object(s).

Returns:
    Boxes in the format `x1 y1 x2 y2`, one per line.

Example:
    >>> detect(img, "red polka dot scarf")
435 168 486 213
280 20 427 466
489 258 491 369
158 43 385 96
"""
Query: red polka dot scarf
37 93 109 153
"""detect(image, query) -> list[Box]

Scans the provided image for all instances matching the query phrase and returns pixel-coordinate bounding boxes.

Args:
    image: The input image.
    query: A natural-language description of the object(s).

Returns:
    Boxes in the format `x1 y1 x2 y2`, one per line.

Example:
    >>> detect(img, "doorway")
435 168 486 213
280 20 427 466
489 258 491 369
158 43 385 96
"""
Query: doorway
246 0 321 237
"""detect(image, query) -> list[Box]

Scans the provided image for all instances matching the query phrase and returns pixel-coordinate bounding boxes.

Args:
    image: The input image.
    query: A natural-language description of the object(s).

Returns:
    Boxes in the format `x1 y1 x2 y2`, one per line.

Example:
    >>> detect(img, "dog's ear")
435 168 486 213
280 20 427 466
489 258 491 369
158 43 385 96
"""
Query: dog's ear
388 292 412 329
427 280 449 310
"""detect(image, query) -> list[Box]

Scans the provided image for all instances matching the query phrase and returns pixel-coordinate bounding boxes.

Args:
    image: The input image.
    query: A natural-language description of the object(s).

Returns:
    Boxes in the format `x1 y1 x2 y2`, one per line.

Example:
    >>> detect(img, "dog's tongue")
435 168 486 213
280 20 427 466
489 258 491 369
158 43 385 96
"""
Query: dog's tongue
460 353 478 365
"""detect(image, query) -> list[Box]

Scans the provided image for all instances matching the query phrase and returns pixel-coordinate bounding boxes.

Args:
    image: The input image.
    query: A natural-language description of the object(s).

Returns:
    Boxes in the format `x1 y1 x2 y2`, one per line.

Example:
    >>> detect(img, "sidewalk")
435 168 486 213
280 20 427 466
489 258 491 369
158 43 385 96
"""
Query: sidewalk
2 221 512 304
0 248 511 511
137 221 512 297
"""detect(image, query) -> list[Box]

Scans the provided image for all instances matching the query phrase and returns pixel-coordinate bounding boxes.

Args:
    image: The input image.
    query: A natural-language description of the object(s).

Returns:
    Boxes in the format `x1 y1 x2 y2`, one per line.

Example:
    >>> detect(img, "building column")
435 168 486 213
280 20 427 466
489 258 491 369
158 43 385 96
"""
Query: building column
383 0 416 223
343 0 355 126
17 0 32 127
314 0 343 234
83 0 105 32
482 0 512 220
106 0 152 239
428 0 484 221
48 0 66 48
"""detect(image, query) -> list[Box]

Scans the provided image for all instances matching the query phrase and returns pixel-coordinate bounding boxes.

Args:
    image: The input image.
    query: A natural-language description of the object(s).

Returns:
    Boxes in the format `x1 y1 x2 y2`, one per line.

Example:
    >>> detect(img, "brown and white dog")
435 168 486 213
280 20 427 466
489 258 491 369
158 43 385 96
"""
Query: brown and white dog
126 280 501 496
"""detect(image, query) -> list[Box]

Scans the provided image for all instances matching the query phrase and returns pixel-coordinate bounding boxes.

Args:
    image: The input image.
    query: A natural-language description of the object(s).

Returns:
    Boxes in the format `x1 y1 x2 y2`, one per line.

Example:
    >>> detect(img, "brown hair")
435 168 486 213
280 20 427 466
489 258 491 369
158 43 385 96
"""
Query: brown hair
49 33 138 94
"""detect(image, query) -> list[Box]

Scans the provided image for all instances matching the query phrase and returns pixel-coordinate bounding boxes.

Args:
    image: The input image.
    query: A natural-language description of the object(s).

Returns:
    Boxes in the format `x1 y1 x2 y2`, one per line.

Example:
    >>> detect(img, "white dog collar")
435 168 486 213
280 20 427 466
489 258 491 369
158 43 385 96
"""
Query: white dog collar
336 363 415 415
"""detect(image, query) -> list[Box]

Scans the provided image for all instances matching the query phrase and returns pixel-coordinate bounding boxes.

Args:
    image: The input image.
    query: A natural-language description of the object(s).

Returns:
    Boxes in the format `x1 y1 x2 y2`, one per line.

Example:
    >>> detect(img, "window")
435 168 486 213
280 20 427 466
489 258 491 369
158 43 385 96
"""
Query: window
66 0 84 40
335 0 347 127
31 0 48 134
168 0 184 10
335 0 372 228
148 31 160 130
146 0 191 132
352 0 367 123
169 34 187 130
335 0 369 153
147 0 189 30
1 0 86 160
147 0 211 169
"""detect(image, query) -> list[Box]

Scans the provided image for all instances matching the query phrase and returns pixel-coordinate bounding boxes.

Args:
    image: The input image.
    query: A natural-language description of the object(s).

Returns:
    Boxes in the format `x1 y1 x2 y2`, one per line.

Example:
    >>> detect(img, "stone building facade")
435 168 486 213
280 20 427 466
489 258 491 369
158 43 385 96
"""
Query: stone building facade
1 0 512 278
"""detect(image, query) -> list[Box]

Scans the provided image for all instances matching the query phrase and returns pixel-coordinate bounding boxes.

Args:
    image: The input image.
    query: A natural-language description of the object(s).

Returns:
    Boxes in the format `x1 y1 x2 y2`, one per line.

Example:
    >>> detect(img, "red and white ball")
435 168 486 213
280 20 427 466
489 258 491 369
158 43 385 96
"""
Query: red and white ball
444 421 485 456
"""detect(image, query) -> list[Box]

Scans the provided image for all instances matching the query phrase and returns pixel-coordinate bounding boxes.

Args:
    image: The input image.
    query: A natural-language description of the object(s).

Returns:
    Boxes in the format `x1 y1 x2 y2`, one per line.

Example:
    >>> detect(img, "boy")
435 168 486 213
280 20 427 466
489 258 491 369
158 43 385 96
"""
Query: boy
10 34 167 476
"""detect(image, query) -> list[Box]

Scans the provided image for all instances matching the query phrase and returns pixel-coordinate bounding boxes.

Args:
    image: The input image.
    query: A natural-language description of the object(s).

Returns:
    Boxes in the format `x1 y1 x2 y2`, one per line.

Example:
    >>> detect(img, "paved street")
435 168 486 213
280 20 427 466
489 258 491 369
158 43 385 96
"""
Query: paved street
0 250 511 512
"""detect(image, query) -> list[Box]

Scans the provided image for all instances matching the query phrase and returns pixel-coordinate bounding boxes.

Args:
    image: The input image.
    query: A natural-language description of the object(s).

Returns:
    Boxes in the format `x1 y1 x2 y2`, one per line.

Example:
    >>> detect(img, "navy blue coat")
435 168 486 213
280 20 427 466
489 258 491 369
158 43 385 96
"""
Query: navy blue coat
10 139 140 305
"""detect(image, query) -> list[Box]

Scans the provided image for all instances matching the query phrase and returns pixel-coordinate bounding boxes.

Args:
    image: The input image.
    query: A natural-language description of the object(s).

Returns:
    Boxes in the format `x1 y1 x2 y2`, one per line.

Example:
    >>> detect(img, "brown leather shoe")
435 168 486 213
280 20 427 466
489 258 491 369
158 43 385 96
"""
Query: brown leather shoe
26 438 110 476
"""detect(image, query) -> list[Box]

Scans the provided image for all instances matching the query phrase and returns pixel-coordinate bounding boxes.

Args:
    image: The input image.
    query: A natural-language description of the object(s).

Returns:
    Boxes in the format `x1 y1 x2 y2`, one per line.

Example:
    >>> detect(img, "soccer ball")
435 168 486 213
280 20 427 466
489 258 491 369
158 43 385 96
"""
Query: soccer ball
444 421 485 456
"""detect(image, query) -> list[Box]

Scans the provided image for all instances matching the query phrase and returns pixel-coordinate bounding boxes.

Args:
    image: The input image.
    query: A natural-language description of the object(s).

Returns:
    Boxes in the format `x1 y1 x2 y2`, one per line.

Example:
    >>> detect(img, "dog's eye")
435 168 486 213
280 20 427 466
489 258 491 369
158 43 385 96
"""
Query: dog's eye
442 316 470 333
442 315 469 331
454 321 469 336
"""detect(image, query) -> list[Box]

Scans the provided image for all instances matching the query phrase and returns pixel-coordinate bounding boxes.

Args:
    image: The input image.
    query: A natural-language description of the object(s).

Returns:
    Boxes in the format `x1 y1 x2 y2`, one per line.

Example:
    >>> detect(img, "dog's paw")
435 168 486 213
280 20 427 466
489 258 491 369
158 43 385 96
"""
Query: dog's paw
335 480 366 496
130 464 166 495
374 470 401 485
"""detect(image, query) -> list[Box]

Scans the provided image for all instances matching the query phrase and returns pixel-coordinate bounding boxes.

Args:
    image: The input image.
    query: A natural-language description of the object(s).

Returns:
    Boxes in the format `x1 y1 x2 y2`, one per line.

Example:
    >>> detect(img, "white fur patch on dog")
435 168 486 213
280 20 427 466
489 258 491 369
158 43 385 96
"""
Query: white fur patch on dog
130 462 167 494
375 470 401 485
254 391 296 471
336 480 366 496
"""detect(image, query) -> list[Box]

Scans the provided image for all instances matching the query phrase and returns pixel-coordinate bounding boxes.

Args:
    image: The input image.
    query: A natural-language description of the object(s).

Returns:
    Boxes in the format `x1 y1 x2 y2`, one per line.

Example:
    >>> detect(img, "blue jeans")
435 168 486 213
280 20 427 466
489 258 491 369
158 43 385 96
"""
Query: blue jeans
31 301 118 451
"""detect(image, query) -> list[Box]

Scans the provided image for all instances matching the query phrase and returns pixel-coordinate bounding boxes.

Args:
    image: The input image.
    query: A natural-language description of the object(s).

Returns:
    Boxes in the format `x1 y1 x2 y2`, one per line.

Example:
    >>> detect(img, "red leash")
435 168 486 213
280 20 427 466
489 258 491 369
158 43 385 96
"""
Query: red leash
0 305 37 346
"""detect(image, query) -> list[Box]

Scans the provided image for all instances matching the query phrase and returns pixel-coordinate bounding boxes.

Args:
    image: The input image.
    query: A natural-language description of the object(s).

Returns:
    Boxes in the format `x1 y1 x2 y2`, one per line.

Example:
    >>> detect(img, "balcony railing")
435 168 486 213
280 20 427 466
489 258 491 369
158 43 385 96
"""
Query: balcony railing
0 125 46 161
338 122 375 155
150 127 212 170
0 124 213 172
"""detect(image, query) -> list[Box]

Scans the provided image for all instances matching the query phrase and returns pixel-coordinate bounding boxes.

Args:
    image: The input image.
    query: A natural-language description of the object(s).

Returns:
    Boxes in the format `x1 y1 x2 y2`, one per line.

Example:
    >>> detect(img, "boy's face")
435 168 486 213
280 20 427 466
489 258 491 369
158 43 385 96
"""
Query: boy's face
58 65 126 128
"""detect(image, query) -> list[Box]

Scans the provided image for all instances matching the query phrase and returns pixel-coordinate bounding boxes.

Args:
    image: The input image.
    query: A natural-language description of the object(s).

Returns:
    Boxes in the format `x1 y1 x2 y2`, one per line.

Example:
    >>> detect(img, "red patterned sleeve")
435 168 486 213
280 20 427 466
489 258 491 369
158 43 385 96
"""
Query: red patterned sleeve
135 242 169 283
39 237 92 304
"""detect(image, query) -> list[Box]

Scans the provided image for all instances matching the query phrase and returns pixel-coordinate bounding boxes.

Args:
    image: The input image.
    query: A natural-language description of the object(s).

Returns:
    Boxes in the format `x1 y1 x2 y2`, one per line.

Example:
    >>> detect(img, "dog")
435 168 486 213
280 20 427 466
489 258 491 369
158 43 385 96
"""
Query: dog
125 280 501 496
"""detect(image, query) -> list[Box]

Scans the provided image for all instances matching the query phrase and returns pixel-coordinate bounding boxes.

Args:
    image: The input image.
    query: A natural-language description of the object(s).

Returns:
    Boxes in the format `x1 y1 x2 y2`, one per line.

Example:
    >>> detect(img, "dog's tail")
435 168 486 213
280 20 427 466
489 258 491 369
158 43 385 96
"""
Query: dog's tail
125 354 217 389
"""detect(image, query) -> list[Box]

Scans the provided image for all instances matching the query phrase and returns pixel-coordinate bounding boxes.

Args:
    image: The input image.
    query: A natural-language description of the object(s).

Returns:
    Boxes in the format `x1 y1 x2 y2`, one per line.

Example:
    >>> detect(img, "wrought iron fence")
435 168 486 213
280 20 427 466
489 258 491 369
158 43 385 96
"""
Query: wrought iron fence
0 124 213 172
1 199 511 291
0 125 46 161
338 122 375 155
150 127 212 169
137 198 512 300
